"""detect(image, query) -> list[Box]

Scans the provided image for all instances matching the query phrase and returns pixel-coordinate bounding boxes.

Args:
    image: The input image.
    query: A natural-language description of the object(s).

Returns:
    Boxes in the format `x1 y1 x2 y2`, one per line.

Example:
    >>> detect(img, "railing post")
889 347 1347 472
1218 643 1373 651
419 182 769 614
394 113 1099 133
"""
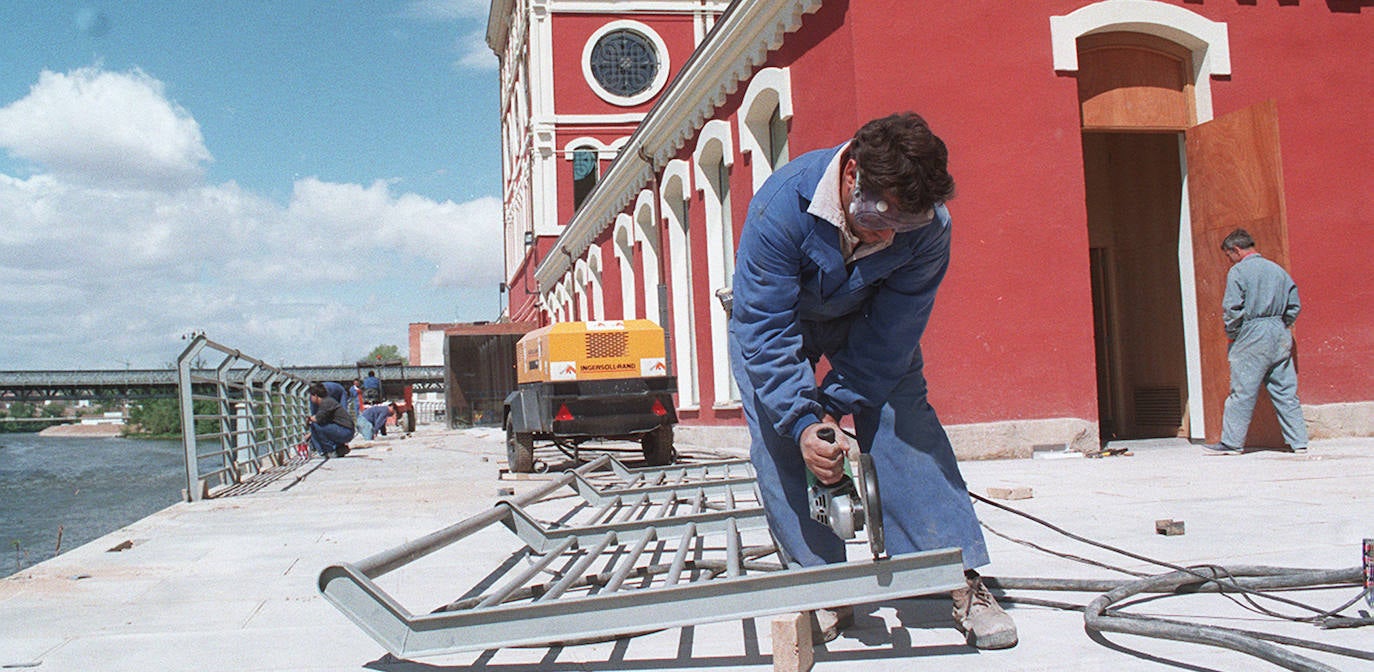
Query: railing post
215 356 238 487
262 371 282 460
177 336 209 502
240 364 263 469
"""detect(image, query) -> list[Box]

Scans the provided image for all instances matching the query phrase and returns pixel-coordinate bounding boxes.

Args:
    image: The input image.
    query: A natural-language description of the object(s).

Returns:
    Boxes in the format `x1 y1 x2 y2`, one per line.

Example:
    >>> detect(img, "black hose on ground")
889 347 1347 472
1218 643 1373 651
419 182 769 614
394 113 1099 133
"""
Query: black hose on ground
1080 566 1362 672
986 567 1361 595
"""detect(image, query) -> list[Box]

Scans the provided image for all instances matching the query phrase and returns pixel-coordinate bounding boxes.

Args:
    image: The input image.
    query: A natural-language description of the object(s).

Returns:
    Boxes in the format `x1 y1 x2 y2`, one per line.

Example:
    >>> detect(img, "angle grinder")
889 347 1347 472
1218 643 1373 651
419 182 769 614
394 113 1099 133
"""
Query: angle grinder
806 427 886 559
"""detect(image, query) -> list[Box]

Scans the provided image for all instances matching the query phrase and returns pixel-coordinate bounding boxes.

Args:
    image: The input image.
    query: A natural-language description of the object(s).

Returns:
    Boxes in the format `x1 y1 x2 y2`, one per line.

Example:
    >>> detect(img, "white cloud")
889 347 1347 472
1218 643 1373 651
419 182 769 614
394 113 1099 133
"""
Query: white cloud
0 68 211 189
454 30 497 72
284 178 504 287
0 68 505 369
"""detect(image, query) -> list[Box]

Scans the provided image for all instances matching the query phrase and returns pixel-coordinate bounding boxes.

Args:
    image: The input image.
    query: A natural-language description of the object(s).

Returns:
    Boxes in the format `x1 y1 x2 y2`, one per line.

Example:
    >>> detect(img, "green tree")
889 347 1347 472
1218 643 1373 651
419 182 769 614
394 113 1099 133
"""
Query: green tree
363 344 402 364
126 398 182 436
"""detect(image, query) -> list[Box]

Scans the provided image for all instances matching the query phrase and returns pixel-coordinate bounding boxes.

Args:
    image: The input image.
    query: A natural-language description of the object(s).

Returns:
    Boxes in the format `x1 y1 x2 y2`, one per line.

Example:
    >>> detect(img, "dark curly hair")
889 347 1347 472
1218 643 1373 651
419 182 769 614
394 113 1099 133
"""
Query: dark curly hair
848 112 955 214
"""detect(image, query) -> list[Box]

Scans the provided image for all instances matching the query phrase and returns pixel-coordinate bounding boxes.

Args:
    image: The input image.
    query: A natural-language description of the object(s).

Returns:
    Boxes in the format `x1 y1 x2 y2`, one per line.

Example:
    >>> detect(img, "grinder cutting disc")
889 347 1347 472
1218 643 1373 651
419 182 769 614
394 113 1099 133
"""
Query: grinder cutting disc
856 452 885 558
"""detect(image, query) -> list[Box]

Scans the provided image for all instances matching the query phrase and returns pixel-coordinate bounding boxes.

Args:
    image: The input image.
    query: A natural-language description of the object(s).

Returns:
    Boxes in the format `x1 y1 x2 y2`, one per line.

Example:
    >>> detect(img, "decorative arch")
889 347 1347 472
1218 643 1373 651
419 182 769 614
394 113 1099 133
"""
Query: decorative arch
549 282 573 324
738 67 792 190
584 246 606 321
661 159 698 408
573 258 594 321
1050 0 1230 122
633 189 661 326
693 119 739 406
613 214 638 320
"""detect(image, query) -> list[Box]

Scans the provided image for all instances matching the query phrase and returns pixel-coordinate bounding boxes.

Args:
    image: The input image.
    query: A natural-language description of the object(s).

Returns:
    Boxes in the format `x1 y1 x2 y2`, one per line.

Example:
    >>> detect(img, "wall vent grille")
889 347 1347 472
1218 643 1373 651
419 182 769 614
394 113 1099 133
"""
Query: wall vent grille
1134 386 1182 427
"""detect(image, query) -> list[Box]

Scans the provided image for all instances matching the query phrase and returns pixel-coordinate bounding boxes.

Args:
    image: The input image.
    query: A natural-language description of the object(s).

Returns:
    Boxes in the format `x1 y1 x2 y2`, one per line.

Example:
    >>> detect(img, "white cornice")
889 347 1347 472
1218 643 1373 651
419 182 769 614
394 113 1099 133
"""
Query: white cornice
548 0 730 13
534 0 823 291
487 0 516 55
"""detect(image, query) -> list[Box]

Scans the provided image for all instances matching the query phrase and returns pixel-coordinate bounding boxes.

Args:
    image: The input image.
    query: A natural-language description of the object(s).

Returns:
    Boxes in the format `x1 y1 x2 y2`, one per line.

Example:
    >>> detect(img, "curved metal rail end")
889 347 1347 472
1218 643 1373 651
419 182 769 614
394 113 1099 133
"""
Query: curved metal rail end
320 549 966 659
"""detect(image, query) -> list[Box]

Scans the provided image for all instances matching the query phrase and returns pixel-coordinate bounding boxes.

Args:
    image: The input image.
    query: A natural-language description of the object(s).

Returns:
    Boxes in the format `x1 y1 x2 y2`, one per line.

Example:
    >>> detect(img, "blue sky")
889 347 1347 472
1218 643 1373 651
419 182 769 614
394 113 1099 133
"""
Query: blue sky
0 1 503 369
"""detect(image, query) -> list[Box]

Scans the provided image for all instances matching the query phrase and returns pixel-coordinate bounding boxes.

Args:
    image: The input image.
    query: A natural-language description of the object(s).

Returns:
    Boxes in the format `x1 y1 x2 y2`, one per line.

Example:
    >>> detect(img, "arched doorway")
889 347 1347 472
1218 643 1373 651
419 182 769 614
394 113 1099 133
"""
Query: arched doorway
1075 29 1291 448
1078 32 1194 442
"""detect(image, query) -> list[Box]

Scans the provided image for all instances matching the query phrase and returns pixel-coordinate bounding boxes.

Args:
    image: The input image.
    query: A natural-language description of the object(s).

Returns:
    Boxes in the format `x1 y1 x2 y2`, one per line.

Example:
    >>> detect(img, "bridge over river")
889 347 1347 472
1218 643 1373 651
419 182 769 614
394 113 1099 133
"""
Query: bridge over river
0 365 445 402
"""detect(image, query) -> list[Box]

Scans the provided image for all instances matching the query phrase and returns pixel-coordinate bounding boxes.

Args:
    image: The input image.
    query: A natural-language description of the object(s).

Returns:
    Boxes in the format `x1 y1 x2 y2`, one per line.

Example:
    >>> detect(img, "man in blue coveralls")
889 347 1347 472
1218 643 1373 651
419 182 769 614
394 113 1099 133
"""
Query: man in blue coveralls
728 113 1016 648
1203 228 1308 455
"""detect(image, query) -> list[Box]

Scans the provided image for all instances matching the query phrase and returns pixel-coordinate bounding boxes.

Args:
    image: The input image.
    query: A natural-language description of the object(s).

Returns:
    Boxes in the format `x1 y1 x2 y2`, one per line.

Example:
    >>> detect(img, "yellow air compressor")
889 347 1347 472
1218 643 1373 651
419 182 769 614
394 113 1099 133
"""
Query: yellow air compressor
503 320 677 472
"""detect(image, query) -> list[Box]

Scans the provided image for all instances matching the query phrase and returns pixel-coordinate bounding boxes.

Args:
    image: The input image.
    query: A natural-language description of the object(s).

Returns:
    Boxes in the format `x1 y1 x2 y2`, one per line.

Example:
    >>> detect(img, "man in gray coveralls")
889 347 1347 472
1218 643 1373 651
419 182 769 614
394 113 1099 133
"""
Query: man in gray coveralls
1204 228 1309 455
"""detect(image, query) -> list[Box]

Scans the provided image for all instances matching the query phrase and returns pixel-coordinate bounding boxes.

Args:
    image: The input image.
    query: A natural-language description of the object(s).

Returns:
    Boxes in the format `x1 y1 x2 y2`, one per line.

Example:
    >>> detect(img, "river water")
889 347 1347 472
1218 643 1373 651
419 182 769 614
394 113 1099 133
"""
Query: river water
0 433 183 576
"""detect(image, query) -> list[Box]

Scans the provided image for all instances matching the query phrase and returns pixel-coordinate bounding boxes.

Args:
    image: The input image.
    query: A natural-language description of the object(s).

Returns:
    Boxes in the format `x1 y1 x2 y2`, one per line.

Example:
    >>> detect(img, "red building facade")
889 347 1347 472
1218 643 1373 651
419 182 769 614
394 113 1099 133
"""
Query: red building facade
488 0 1373 454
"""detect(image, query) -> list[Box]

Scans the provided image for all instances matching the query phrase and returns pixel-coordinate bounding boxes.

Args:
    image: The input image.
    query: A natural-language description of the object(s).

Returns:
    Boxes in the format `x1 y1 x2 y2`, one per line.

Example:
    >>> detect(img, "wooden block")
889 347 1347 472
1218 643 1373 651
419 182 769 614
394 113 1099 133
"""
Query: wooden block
1155 519 1185 536
986 486 1033 500
771 612 814 672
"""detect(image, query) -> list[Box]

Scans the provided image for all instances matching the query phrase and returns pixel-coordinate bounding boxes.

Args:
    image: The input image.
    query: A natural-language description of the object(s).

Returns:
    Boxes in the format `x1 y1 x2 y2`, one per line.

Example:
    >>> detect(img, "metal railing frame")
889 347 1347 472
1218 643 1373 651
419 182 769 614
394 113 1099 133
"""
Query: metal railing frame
320 455 966 658
177 335 310 502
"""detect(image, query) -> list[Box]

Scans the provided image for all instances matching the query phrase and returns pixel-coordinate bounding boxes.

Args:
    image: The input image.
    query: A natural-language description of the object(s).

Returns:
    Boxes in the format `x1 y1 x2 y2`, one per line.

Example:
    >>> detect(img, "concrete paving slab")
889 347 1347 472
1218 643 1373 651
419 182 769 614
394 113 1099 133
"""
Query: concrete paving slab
2 427 1371 671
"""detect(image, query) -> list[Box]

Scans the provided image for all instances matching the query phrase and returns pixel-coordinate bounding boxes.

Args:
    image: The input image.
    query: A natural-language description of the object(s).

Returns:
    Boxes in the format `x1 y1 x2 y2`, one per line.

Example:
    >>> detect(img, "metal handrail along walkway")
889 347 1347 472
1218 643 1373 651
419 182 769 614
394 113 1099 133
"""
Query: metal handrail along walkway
319 455 967 659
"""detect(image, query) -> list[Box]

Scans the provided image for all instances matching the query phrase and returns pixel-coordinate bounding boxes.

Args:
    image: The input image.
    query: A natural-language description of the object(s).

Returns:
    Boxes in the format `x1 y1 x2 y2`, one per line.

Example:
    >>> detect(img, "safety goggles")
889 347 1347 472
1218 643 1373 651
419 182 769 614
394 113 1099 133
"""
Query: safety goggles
848 169 936 233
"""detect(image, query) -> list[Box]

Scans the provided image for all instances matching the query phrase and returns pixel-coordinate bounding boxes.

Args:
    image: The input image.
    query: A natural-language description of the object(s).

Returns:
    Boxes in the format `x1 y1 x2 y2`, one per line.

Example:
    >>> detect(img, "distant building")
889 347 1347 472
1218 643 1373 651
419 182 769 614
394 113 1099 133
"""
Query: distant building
410 321 537 426
486 0 1373 453
80 411 126 426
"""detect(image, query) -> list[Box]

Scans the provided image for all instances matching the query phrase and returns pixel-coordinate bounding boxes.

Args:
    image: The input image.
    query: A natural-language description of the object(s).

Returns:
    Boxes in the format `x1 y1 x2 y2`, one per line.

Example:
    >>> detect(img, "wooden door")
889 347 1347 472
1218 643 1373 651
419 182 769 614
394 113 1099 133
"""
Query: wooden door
1185 100 1290 447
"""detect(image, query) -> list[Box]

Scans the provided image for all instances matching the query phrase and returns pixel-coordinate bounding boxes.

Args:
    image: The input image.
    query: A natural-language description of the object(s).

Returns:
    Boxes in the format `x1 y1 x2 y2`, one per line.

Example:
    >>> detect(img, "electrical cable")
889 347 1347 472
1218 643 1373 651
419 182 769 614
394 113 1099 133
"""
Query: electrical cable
978 519 1152 577
994 592 1374 662
830 425 1370 669
970 490 1356 622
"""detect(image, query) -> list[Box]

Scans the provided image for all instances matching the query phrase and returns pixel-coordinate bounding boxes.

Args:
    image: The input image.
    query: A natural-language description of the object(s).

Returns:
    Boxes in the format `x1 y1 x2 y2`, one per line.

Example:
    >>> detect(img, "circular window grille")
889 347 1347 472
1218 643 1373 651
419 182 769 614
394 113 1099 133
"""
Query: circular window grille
589 29 660 98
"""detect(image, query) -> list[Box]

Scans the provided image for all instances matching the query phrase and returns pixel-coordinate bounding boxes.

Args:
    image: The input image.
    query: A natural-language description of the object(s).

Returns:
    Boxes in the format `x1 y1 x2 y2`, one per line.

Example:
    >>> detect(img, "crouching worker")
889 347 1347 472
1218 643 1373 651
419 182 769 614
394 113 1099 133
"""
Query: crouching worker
308 382 354 457
728 112 1016 648
356 403 396 441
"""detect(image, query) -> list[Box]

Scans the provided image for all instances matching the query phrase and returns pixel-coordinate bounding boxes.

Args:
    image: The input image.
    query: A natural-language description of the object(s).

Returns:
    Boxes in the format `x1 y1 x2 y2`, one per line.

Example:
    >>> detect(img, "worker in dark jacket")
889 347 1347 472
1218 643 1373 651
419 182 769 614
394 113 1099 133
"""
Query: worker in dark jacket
308 382 354 457
728 113 1014 648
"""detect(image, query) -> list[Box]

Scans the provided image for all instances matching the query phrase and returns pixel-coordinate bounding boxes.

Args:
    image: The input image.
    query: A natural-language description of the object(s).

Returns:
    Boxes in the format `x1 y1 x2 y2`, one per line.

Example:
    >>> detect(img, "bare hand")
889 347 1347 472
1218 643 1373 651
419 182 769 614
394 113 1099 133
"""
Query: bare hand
800 419 848 485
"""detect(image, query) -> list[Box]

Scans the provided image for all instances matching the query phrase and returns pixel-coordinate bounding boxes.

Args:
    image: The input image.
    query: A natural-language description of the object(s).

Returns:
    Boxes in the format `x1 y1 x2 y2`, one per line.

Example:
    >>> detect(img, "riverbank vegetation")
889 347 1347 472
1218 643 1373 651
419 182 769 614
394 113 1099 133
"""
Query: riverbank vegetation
0 402 84 433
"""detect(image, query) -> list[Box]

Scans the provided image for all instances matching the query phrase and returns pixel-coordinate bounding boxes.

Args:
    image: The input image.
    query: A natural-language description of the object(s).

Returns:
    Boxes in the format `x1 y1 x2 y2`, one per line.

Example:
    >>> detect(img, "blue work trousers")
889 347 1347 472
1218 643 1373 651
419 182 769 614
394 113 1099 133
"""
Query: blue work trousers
1222 318 1308 449
729 329 990 569
310 422 354 454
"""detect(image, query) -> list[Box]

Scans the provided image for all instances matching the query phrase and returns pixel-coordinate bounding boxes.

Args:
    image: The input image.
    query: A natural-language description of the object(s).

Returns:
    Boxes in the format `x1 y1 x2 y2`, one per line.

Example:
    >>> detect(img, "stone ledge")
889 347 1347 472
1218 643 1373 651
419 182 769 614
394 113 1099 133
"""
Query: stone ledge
675 417 1100 461
1304 401 1374 439
676 403 1374 461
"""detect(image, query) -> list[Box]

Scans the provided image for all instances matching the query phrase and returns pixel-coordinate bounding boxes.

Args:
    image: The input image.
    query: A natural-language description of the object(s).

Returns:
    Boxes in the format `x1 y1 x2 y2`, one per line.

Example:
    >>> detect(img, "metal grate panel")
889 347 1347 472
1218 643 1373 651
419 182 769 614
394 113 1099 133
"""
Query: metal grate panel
319 455 966 658
585 331 629 359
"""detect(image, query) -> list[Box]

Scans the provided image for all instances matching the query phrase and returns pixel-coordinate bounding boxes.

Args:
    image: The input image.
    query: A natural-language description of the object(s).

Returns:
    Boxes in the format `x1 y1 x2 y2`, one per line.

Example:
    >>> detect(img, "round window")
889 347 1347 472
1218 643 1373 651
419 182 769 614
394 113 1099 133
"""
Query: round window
588 29 660 98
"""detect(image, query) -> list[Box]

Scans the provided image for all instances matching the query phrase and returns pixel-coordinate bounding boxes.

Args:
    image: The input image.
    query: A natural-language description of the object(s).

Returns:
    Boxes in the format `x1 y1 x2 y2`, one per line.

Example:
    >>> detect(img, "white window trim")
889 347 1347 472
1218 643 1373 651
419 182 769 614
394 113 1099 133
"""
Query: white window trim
738 67 792 191
562 137 618 160
633 189 661 326
582 20 672 107
613 213 638 320
661 159 699 408
584 246 606 321
692 119 739 405
1050 0 1230 122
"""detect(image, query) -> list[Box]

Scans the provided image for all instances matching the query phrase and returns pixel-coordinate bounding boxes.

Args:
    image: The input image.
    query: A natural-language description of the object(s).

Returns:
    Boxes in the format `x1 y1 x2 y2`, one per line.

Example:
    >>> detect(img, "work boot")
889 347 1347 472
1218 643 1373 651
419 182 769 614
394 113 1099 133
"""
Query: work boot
808 605 854 643
951 572 1017 649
